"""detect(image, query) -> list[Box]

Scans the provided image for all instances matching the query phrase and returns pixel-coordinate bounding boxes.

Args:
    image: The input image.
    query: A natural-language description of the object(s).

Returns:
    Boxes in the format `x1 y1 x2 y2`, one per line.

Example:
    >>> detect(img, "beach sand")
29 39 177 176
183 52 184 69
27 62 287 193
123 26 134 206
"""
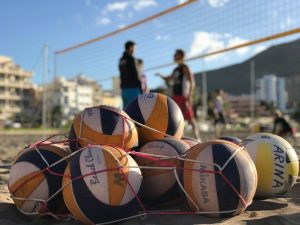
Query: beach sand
0 133 299 225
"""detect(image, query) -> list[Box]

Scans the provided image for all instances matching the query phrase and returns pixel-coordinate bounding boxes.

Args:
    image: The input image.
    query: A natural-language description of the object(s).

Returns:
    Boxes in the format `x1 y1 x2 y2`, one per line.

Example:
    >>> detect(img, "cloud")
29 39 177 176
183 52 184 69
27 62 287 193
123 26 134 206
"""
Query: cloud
188 31 249 61
227 37 249 55
104 0 157 13
156 34 170 41
208 0 229 8
280 16 293 30
189 32 225 61
106 1 129 12
118 24 126 29
178 0 188 5
133 0 157 11
253 45 267 55
95 16 111 25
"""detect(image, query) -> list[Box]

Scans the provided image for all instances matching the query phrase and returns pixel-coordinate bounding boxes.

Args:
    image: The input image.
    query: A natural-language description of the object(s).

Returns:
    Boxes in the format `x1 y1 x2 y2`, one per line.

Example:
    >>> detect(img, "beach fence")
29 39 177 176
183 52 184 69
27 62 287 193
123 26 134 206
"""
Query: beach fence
53 0 300 119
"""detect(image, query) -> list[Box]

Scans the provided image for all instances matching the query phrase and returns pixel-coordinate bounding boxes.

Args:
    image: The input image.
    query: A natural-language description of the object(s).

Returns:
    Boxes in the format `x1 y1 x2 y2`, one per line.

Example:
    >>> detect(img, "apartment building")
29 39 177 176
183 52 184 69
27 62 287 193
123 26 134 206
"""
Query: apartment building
0 55 33 126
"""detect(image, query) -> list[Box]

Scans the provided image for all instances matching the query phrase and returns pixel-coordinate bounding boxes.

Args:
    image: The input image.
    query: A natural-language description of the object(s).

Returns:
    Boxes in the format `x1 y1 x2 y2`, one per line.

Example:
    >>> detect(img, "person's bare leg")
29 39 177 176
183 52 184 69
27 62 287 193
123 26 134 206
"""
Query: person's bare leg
189 119 200 140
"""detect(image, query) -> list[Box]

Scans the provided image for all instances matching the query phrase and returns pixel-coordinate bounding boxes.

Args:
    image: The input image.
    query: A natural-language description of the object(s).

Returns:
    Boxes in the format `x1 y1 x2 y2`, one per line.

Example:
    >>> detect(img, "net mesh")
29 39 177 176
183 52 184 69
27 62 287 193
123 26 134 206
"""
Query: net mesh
55 0 300 90
8 106 251 224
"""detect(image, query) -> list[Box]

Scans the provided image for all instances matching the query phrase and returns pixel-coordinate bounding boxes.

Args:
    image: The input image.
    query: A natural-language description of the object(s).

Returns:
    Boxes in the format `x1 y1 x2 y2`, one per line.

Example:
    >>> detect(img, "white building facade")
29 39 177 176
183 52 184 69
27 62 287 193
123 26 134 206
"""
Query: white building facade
256 74 286 111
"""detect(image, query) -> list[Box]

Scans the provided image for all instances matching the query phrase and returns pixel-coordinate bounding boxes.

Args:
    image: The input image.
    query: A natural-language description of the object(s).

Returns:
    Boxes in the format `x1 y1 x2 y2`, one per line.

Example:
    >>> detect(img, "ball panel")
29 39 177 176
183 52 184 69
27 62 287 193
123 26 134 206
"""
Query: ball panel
74 114 137 149
66 146 141 224
141 172 176 200
166 97 184 137
181 137 201 147
103 149 128 206
138 93 157 122
20 179 49 213
100 107 120 135
140 94 168 143
125 98 145 125
232 146 257 211
10 169 46 210
63 163 93 225
79 147 109 205
211 143 241 216
81 108 103 134
112 111 135 135
120 155 142 205
186 143 218 212
9 162 41 186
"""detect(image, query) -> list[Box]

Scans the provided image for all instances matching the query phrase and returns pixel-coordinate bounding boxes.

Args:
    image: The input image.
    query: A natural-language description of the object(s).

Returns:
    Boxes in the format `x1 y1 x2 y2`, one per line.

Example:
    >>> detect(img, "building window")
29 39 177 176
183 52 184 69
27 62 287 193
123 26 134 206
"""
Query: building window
64 96 68 104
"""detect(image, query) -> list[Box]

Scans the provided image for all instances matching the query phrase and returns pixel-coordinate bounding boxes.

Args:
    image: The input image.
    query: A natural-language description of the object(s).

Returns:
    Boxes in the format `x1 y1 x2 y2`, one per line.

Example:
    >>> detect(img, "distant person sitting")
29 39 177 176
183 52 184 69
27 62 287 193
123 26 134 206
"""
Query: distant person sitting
119 41 142 108
273 110 295 140
137 59 149 94
156 49 200 139
213 89 226 137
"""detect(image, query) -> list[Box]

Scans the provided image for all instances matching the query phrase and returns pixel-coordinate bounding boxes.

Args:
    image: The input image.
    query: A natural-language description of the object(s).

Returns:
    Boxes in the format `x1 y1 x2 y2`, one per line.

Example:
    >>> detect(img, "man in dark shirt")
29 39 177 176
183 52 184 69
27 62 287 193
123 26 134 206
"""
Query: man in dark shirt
119 41 142 108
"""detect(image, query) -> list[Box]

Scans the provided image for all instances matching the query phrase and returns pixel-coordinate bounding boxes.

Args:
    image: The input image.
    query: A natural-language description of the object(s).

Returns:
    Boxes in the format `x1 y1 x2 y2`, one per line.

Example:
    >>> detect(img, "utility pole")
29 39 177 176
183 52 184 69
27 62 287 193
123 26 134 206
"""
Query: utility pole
201 59 207 122
42 44 48 136
250 61 255 120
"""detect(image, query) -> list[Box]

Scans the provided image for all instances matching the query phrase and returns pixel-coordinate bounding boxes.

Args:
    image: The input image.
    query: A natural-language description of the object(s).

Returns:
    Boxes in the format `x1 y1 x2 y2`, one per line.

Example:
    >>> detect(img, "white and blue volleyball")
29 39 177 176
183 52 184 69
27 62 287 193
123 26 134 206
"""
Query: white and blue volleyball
62 145 142 224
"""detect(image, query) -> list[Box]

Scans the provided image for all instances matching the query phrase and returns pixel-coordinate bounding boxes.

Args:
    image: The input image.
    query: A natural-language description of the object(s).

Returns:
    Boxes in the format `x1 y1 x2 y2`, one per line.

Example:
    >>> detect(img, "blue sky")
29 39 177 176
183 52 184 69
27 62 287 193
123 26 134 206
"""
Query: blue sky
1 0 300 90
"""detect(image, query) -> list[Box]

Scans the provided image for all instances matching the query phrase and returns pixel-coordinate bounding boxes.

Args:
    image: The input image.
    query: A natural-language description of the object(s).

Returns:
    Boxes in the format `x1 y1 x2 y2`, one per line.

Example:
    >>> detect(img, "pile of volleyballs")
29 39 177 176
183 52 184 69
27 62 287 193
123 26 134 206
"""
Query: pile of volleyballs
8 93 299 224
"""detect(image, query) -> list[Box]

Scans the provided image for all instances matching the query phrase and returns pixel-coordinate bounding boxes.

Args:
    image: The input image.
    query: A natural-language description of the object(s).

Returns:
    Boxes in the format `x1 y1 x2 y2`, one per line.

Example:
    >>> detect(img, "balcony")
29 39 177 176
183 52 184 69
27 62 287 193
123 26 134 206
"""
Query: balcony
0 68 32 77
0 80 32 89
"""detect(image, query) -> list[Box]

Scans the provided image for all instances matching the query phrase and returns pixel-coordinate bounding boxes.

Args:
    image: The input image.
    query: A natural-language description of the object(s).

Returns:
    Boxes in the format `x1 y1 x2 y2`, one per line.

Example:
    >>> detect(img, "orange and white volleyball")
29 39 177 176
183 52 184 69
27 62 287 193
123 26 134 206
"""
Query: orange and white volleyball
125 93 184 144
69 105 138 151
184 140 257 217
8 144 69 215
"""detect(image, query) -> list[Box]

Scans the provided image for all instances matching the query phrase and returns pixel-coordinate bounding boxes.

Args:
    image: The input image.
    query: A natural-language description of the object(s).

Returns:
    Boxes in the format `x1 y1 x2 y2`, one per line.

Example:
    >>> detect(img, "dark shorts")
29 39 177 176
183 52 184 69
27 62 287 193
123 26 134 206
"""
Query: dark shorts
172 95 194 121
214 112 225 125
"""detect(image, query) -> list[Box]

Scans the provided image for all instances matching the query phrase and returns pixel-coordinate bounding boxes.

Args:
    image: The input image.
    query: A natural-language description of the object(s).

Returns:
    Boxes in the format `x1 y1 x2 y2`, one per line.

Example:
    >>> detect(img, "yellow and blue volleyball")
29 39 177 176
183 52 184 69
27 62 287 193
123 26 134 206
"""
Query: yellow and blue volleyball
184 140 257 217
8 144 69 215
62 145 142 224
69 105 138 151
242 133 299 198
125 93 184 144
135 138 189 203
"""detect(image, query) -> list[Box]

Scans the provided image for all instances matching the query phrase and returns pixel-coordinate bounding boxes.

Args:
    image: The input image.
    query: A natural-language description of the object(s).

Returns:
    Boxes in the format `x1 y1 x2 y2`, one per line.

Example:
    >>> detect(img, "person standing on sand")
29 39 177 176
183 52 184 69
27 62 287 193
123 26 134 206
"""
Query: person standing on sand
156 49 200 139
119 41 142 108
212 89 226 137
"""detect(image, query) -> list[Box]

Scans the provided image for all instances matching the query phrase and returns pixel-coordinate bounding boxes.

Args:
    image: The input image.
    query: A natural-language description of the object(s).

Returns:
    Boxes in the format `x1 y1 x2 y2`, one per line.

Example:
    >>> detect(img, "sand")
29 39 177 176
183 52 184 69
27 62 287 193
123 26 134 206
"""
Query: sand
0 133 299 225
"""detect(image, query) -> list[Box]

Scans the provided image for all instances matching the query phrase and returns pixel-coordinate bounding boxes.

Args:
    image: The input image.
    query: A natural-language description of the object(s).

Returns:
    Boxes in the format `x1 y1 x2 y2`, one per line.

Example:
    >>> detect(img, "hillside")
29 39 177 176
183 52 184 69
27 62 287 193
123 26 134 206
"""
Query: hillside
195 38 300 95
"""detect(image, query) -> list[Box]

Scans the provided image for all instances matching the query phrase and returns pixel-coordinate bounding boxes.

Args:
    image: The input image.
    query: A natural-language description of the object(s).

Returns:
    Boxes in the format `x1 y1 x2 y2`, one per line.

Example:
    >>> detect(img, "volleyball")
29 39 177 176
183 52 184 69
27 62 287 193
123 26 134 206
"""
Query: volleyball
125 93 184 144
242 133 299 197
8 144 69 215
181 136 201 147
69 105 138 151
184 140 257 217
62 145 142 224
219 136 242 146
135 138 189 203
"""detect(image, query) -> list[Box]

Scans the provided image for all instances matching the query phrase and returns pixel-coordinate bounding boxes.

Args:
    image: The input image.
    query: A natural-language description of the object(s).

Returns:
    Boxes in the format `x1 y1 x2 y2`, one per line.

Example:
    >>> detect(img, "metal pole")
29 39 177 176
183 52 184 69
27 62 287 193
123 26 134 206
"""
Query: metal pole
250 61 255 120
201 59 207 121
53 54 57 78
42 44 48 136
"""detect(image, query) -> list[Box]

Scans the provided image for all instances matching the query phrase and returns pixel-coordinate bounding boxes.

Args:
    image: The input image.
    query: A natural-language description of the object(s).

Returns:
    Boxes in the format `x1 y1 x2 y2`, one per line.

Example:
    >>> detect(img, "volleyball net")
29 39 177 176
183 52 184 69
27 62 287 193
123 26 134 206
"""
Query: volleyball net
54 0 300 102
